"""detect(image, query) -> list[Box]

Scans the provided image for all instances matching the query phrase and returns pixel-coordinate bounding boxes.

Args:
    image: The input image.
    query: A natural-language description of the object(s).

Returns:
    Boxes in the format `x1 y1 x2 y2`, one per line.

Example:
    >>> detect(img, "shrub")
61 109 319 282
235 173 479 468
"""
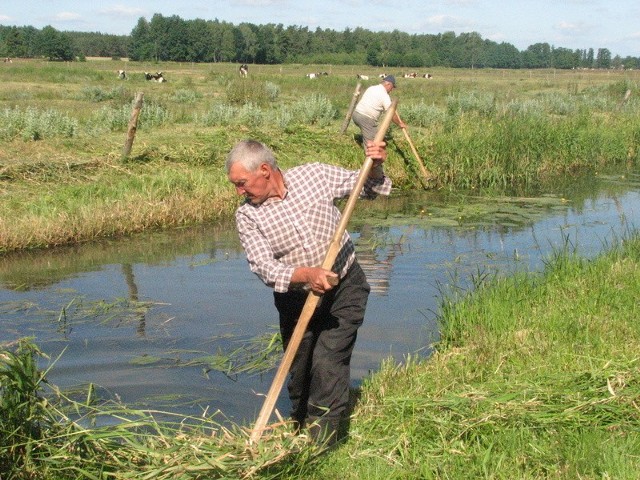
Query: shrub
446 91 496 117
237 102 264 127
402 102 447 127
170 89 202 104
197 103 237 126
78 85 128 103
289 93 336 126
264 82 280 101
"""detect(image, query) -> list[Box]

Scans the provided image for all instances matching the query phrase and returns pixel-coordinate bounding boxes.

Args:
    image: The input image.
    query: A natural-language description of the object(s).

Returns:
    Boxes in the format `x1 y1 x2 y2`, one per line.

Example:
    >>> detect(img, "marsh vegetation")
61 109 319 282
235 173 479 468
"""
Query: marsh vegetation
1 60 639 253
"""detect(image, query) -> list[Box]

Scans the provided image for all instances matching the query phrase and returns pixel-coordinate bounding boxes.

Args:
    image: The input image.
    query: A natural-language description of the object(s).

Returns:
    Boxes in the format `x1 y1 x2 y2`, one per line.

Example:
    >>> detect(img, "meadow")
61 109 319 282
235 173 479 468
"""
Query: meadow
1 59 639 252
2 60 640 478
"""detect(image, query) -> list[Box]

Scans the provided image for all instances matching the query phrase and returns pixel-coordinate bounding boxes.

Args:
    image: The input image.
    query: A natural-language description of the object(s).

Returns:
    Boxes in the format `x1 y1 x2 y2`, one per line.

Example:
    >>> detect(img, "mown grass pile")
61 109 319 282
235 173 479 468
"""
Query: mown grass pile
3 233 640 479
1 61 639 252
0 339 313 480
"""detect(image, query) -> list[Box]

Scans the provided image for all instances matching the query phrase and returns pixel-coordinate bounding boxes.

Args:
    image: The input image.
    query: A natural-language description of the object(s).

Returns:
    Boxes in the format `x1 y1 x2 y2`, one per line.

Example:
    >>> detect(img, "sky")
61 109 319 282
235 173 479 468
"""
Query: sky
1 0 639 58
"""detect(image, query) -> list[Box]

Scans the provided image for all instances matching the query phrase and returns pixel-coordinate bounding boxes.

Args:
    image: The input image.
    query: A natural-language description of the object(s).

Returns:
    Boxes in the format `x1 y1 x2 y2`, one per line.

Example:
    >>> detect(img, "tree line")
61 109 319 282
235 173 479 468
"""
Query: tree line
1 13 638 70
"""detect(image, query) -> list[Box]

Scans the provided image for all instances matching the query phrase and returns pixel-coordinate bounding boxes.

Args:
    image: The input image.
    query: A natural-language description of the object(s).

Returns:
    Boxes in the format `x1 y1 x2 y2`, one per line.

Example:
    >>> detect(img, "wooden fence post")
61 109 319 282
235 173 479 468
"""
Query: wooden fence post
122 92 144 159
340 82 362 134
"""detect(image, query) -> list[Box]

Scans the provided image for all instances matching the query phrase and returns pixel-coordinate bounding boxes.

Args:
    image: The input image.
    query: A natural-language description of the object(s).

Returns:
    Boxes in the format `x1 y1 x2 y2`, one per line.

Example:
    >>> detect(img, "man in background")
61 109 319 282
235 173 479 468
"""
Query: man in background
352 75 406 145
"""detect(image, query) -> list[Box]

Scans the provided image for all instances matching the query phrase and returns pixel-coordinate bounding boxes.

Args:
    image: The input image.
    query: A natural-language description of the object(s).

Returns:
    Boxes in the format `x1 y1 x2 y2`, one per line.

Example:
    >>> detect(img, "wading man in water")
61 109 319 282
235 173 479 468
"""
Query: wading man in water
226 139 390 445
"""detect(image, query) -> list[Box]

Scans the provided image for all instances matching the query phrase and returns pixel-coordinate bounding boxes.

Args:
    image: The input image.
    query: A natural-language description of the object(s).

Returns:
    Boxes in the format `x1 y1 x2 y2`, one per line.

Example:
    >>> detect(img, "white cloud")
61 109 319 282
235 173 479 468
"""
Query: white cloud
53 12 82 22
485 32 508 43
0 15 11 22
99 5 147 18
424 15 465 28
232 0 287 6
555 21 588 34
444 0 478 6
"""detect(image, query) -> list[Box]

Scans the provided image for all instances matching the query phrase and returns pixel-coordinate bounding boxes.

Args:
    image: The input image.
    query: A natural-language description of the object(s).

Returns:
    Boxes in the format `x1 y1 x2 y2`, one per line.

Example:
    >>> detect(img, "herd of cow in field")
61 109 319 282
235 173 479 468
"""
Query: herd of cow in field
114 64 434 82
356 72 432 80
117 69 166 82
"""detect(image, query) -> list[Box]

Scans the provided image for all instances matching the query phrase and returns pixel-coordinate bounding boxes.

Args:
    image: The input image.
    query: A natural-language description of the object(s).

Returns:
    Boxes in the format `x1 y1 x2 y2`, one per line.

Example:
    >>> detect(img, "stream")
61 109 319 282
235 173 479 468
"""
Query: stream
1 170 639 426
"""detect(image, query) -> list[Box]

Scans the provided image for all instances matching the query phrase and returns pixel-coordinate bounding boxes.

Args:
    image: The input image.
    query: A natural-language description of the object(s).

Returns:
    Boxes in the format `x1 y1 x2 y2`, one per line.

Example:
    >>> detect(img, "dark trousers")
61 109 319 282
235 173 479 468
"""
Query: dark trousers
273 261 370 427
351 110 377 145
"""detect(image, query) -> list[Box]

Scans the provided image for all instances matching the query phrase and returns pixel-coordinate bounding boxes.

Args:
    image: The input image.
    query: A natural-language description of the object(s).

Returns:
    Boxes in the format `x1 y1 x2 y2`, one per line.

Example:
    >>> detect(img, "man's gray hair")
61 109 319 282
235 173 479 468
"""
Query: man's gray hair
225 139 277 174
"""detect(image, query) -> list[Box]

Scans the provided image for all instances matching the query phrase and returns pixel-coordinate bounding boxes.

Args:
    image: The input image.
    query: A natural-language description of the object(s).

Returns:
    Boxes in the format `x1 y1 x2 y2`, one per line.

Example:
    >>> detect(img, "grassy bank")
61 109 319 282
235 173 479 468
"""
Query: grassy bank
302 234 640 479
1 60 639 252
2 232 640 479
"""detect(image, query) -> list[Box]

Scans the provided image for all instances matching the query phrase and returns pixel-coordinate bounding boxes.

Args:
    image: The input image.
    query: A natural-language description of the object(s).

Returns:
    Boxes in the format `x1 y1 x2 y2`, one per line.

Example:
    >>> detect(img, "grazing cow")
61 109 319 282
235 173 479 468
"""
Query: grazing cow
379 73 387 78
3 57 12 63
306 72 329 79
239 64 248 77
423 73 433 79
117 70 127 80
144 71 166 82
356 74 369 80
403 72 417 78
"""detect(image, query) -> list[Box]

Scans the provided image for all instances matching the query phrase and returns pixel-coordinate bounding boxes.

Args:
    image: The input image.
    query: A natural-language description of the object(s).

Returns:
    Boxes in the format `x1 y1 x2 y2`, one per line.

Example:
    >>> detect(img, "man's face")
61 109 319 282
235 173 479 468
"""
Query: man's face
228 162 270 205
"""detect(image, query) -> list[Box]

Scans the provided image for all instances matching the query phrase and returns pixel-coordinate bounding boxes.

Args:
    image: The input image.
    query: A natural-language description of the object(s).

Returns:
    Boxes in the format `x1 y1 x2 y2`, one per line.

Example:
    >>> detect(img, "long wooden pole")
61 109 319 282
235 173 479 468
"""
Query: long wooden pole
396 112 433 185
249 100 399 444
340 82 362 134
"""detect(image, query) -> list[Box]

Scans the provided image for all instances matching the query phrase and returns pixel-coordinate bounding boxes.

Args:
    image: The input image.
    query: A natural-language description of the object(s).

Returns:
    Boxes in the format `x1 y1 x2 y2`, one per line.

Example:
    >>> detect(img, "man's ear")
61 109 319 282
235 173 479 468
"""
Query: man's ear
259 163 270 177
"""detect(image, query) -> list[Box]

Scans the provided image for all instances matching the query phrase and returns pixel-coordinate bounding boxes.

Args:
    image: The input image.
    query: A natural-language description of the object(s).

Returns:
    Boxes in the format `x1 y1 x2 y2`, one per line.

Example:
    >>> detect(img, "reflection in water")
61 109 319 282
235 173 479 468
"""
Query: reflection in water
355 224 405 296
121 264 145 337
0 171 639 425
0 221 242 291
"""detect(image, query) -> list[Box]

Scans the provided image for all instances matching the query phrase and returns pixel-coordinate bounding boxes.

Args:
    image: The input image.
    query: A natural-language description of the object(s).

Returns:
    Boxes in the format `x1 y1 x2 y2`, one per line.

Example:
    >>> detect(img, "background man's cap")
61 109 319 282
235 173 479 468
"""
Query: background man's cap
383 75 396 87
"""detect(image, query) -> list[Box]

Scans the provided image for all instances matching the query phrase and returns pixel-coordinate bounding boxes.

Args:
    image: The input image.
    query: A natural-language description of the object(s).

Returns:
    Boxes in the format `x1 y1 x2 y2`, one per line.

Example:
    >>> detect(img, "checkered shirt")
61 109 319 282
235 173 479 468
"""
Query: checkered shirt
236 162 392 293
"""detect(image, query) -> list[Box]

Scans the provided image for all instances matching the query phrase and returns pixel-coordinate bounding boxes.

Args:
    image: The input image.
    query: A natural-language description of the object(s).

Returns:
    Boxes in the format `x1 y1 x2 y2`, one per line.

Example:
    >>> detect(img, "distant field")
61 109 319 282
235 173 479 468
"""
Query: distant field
0 59 638 252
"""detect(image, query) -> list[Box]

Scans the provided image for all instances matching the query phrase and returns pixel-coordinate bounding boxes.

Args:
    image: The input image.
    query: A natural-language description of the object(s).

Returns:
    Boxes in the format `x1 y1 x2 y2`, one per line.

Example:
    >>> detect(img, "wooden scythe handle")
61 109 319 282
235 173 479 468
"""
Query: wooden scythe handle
396 112 433 184
249 100 399 444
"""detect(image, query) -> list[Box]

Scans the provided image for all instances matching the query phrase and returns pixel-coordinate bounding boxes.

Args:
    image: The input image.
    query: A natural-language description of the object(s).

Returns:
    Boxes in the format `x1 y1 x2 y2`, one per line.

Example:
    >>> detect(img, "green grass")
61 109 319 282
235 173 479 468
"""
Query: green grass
286 233 640 479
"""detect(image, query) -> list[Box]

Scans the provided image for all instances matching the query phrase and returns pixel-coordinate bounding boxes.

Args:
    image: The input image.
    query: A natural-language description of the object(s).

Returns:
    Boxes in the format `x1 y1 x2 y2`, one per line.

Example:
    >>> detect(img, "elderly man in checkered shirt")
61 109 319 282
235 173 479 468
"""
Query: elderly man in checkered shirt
226 139 390 445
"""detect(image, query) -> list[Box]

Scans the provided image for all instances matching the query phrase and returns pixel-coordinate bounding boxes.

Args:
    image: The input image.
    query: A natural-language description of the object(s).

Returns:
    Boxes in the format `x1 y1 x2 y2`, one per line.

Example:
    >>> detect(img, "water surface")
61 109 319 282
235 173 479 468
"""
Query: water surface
1 171 638 425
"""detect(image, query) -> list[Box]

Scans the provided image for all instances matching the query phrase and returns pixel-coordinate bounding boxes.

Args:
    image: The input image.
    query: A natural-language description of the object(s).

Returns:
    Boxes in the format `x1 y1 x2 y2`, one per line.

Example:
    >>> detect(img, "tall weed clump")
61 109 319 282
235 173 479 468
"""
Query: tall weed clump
77 85 130 103
426 87 640 190
0 340 61 477
0 107 78 141
225 78 279 107
197 103 237 126
196 91 334 128
169 88 202 104
400 101 446 127
86 100 171 133
288 93 336 126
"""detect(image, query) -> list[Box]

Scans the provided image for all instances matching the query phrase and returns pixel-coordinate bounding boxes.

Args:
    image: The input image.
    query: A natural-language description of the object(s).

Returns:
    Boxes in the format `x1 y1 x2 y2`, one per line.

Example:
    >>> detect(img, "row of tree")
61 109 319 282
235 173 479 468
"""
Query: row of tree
1 14 638 70
0 25 128 61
